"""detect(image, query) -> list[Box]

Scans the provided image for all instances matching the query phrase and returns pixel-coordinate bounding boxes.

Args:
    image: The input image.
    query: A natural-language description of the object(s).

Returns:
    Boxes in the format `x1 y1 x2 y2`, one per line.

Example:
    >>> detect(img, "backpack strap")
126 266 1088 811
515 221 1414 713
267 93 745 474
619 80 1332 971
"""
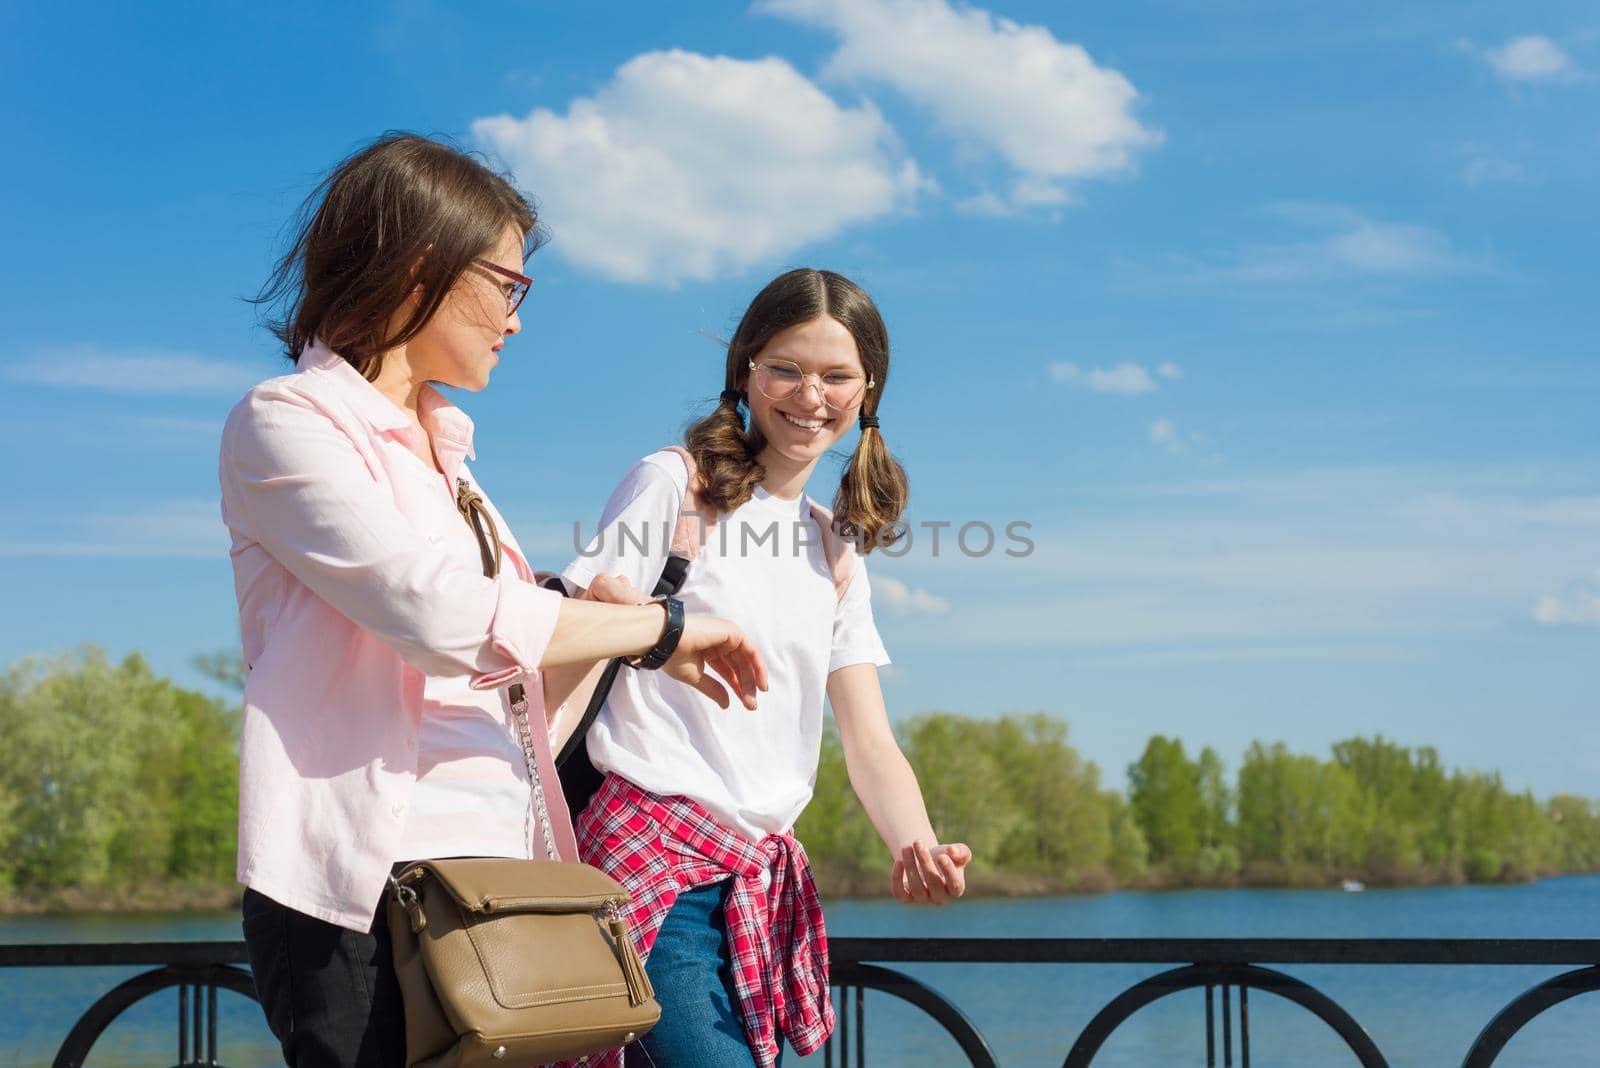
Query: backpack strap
663 444 853 601
660 445 711 566
554 447 704 777
806 498 856 601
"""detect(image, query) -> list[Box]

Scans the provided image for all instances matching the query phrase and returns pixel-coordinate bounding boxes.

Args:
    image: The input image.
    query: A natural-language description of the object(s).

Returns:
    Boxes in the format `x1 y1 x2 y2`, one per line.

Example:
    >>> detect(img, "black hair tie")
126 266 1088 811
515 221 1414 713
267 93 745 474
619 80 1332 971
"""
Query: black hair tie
859 414 880 431
720 389 743 407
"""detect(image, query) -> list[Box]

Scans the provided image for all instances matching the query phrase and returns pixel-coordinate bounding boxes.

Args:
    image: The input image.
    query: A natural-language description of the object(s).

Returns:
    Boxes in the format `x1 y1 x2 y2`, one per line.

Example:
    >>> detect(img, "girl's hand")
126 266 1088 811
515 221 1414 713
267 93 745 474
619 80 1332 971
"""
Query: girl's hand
583 573 648 606
663 614 769 711
891 841 971 905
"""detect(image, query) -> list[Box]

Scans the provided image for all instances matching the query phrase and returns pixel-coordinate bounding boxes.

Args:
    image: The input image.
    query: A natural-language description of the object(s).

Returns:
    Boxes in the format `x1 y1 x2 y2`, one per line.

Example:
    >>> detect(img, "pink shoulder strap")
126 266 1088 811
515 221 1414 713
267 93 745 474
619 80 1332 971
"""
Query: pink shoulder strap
806 498 856 601
661 445 709 561
659 445 853 600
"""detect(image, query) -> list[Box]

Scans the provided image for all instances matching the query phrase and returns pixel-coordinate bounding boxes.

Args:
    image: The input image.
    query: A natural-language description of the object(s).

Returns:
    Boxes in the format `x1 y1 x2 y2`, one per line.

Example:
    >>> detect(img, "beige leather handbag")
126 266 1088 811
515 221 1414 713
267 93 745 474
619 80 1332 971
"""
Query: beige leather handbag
387 858 659 1066
382 480 661 1067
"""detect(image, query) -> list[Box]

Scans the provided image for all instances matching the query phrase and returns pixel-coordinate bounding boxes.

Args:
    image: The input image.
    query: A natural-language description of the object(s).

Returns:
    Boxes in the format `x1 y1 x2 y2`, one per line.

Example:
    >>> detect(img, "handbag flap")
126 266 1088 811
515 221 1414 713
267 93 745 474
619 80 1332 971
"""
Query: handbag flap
399 858 630 914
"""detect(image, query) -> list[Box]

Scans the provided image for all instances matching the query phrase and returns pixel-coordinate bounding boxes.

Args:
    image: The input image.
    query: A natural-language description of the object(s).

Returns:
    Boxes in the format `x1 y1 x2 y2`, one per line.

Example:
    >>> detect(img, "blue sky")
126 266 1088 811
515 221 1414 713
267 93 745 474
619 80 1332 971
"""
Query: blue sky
2 1 1596 797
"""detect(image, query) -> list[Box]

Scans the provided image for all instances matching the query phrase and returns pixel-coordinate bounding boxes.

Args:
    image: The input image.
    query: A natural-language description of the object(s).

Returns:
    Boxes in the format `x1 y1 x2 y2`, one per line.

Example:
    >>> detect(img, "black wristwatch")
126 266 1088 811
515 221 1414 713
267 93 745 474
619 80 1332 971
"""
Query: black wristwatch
628 595 685 671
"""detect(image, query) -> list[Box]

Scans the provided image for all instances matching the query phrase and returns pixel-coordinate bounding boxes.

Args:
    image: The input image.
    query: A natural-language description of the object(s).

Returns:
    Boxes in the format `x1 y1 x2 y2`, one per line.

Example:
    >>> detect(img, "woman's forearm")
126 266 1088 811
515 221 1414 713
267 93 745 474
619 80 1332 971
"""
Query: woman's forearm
539 598 665 669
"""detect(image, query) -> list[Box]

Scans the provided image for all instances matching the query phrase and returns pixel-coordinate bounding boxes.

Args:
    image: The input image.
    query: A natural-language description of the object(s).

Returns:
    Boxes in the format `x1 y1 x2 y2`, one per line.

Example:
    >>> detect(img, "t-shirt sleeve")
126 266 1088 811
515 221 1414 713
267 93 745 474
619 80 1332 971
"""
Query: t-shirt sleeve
561 453 686 596
829 553 892 673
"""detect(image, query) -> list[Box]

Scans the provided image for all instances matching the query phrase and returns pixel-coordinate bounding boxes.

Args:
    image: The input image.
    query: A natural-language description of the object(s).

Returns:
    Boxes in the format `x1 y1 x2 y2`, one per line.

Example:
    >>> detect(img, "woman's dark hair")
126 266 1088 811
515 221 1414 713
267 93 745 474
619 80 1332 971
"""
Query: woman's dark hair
254 132 545 378
684 268 910 553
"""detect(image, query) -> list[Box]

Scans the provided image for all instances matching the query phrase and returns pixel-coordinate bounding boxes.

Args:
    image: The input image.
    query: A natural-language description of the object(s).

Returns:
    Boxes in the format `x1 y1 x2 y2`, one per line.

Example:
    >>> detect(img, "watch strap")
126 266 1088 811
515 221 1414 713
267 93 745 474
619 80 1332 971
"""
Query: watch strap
630 595 684 670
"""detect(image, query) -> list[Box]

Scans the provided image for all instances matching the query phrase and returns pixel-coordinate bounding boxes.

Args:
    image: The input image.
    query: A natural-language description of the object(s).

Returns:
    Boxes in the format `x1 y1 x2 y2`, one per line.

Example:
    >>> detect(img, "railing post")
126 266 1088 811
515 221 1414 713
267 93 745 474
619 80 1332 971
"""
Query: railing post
1206 983 1216 1067
1222 982 1233 1066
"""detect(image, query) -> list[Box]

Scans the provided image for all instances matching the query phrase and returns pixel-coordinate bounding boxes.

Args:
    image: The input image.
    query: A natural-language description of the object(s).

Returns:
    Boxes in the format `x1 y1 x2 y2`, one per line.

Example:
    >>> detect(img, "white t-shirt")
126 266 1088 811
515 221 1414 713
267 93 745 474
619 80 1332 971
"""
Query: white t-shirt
561 449 890 842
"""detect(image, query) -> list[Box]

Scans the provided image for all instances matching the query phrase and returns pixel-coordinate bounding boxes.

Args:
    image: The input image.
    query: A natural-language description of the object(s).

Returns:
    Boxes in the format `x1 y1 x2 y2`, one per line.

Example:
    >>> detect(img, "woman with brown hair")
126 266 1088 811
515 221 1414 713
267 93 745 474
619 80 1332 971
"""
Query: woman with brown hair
219 133 767 1068
560 268 972 1067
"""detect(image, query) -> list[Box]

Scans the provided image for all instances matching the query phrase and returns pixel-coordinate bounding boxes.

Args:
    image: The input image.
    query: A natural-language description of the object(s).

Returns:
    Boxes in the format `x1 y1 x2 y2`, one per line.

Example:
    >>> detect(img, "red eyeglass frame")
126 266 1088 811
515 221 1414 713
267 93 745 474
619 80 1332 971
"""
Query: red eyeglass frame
473 258 534 315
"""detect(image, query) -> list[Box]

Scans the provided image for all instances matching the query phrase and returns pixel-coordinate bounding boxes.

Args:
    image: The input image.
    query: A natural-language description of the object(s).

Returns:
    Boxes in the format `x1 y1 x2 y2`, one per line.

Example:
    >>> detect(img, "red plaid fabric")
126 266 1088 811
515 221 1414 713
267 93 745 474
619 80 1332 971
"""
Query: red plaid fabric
560 773 834 1068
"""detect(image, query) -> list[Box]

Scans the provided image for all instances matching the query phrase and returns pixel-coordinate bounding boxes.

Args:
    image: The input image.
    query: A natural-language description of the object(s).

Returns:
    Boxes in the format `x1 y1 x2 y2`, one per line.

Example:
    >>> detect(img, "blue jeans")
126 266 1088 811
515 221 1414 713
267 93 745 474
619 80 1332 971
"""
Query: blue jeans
635 882 784 1068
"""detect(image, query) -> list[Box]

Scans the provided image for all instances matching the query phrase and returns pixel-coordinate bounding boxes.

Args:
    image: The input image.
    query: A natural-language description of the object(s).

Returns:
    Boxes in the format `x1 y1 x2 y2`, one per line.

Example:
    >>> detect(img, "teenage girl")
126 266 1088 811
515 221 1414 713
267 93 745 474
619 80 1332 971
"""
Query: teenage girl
561 268 972 1067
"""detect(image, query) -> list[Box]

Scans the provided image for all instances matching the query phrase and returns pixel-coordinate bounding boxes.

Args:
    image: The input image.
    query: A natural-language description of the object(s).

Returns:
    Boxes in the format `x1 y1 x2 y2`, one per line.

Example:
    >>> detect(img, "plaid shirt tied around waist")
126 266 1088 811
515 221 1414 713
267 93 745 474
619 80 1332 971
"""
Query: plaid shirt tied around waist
564 773 834 1067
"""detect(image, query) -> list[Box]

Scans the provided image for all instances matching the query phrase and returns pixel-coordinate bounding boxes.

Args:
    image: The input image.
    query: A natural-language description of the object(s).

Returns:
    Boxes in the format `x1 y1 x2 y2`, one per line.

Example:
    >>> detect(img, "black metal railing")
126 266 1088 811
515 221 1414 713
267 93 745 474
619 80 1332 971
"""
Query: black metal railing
5 937 1599 1067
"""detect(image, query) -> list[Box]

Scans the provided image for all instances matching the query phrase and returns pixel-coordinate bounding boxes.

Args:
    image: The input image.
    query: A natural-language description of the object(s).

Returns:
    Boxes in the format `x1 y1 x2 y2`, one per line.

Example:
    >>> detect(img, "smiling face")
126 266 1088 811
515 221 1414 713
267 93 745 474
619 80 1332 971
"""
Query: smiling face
403 222 526 391
744 314 867 471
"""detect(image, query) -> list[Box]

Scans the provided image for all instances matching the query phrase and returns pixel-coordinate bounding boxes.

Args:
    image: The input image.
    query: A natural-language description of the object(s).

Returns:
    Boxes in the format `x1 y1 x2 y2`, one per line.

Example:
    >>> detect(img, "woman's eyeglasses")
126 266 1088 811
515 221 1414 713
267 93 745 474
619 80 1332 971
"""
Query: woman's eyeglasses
747 359 873 412
473 259 533 316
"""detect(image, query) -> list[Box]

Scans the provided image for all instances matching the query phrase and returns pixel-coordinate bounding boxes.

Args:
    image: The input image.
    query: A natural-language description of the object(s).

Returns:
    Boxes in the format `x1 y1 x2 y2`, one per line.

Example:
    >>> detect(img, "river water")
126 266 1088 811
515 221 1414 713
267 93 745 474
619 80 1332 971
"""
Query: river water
4 875 1598 1066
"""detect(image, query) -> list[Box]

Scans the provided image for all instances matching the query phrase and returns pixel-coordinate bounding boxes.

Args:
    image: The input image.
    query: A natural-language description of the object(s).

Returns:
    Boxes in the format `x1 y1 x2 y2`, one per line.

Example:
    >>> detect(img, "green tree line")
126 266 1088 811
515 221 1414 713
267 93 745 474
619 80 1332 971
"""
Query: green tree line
4 649 1599 907
0 648 238 908
797 720 1600 893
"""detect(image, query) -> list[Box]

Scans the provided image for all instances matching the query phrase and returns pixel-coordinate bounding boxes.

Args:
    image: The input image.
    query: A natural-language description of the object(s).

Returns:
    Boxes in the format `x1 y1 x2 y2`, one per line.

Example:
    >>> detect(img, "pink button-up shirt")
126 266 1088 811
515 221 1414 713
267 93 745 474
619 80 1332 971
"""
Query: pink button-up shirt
219 341 575 931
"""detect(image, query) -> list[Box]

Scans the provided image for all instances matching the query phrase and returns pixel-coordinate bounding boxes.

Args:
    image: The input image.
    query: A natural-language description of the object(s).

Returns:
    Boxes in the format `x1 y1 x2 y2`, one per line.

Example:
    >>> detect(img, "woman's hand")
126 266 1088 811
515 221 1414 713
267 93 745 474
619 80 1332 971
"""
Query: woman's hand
663 614 769 711
891 841 971 905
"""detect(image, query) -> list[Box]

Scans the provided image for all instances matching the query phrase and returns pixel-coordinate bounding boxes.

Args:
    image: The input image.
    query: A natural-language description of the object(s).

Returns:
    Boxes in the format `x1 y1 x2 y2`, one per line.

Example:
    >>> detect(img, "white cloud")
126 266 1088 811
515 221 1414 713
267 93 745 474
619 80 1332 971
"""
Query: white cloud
1202 202 1491 284
874 469 1600 654
5 346 262 395
473 50 926 285
954 191 1013 218
1460 146 1527 188
1156 362 1183 380
1534 572 1600 626
0 500 225 559
1089 364 1156 394
120 415 226 438
957 180 1083 218
1147 418 1214 458
1326 223 1457 273
1049 361 1168 395
874 574 950 614
1480 35 1578 83
757 0 1162 211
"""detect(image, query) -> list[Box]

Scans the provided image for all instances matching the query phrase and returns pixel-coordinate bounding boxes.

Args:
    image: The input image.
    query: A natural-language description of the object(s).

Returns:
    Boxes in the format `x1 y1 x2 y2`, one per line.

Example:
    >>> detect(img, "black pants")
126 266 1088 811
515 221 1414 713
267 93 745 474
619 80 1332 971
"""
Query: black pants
242 888 407 1068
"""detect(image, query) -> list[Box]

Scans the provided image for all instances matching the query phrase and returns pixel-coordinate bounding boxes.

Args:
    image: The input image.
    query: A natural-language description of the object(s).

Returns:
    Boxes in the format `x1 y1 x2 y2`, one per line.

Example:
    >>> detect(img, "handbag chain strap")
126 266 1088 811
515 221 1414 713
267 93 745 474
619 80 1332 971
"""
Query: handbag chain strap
457 477 561 862
509 687 561 862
